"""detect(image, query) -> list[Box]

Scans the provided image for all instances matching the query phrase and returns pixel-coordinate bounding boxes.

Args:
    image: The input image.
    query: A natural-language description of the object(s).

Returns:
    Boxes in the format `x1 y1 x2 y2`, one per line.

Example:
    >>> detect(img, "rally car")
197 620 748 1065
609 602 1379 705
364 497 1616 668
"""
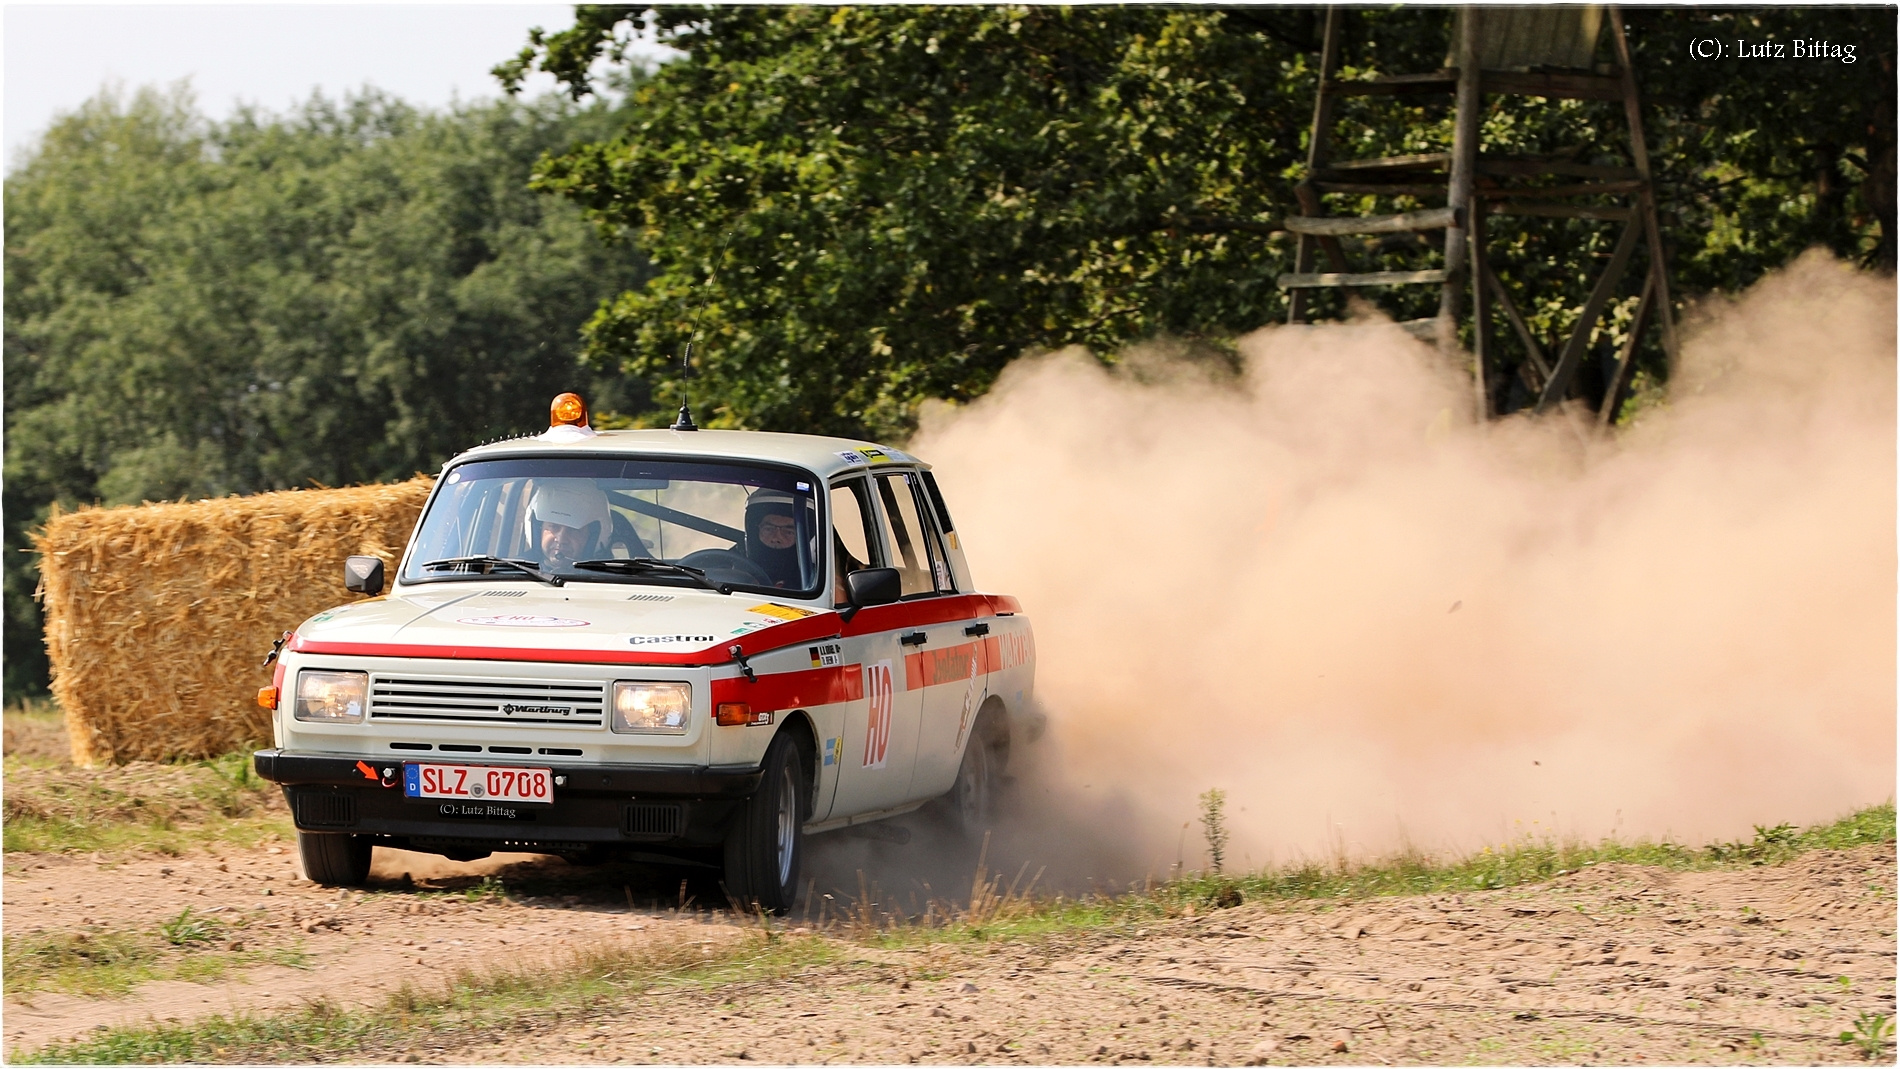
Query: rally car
253 394 1036 913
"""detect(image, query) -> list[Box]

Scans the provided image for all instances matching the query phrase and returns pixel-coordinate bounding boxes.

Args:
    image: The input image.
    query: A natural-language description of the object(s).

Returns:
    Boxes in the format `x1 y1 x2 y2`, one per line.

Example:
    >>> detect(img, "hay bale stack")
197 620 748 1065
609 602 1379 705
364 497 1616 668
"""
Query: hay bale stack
35 479 433 765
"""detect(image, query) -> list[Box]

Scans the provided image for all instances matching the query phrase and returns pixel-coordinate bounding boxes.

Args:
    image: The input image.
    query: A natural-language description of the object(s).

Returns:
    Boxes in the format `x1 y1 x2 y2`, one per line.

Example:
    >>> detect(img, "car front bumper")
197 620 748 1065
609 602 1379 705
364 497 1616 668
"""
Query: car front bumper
253 749 762 855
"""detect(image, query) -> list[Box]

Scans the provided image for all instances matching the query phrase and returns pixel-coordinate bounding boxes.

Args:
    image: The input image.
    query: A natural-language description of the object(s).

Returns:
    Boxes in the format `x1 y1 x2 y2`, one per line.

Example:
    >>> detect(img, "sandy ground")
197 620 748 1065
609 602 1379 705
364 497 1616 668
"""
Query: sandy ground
3 837 1893 1063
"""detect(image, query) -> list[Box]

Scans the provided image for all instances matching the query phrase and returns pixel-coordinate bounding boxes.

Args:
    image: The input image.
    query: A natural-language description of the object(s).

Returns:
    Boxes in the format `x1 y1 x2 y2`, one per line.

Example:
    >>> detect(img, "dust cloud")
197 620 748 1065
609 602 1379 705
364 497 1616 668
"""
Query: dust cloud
912 250 1895 876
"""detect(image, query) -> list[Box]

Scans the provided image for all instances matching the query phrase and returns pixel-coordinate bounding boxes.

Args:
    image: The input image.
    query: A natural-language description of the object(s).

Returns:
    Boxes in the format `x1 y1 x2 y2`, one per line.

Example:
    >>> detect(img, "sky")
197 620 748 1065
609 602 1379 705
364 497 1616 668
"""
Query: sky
3 4 678 169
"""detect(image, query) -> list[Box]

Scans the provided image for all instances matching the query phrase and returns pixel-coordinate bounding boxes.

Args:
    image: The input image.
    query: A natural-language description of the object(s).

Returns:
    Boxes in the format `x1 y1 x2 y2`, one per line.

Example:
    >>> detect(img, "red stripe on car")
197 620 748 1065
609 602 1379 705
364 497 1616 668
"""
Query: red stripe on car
291 593 1021 667
710 664 865 712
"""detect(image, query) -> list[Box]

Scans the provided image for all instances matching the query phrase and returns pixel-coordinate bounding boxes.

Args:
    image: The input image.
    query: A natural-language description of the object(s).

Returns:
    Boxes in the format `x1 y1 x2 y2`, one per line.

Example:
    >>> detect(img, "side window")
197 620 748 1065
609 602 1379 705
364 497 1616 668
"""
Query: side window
873 471 947 598
919 470 955 534
829 478 881 606
908 476 957 591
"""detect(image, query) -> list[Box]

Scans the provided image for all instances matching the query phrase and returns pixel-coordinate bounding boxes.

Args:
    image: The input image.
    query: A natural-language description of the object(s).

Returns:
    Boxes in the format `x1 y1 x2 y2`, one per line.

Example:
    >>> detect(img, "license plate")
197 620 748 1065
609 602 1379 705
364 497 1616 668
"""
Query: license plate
403 763 554 805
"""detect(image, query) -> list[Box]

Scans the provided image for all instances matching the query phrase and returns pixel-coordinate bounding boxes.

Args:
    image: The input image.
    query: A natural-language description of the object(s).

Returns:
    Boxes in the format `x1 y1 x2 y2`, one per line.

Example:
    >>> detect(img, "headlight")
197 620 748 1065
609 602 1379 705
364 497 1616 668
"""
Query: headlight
294 670 368 723
612 682 691 734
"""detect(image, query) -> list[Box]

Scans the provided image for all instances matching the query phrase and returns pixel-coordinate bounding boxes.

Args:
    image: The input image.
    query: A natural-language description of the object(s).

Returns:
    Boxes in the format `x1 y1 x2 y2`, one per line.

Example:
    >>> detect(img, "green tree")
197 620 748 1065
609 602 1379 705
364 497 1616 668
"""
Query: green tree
501 5 1890 434
3 84 652 701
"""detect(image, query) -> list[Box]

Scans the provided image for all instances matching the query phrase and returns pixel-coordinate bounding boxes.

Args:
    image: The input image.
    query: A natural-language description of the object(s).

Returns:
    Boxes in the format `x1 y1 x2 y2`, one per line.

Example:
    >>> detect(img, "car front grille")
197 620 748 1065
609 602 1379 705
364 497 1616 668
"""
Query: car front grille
369 676 606 727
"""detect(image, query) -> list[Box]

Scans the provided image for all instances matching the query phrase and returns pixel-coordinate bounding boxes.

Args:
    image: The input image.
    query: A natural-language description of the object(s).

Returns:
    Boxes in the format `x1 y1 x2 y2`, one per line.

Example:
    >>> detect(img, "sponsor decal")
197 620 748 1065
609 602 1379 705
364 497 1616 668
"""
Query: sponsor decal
910 643 986 688
822 736 843 767
837 447 903 466
862 660 894 770
946 531 960 551
307 609 342 624
953 651 983 752
997 631 1035 670
457 614 590 627
628 634 715 646
934 561 952 589
750 603 818 621
808 642 843 669
729 621 772 636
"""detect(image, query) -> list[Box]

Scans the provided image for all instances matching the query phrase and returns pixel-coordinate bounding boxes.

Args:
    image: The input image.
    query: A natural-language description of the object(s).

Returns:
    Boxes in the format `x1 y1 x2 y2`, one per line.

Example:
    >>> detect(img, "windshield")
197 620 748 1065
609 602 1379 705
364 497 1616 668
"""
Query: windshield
403 456 822 595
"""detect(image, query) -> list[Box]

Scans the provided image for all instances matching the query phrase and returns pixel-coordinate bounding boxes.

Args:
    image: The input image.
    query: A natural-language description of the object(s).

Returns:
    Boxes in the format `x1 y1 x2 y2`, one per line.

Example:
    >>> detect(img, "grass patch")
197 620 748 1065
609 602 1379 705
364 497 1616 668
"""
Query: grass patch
1151 800 1896 917
860 802 1898 948
3 715 292 856
16 926 837 1063
4 909 310 999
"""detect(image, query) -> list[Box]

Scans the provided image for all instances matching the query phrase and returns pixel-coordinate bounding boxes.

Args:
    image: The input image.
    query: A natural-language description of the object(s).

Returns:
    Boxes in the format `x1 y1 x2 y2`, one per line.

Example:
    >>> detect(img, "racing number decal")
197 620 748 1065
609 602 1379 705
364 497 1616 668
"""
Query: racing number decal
862 660 893 769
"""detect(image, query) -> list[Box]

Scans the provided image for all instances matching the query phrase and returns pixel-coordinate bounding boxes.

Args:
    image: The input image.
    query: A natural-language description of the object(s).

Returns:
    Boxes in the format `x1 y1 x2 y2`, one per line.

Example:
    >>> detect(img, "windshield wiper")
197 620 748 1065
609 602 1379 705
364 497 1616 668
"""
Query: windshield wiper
418 555 563 586
570 558 730 594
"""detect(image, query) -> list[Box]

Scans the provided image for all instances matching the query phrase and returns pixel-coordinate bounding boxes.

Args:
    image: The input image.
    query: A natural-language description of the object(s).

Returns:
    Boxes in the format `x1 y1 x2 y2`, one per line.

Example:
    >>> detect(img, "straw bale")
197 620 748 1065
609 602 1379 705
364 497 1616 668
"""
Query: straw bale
34 478 433 765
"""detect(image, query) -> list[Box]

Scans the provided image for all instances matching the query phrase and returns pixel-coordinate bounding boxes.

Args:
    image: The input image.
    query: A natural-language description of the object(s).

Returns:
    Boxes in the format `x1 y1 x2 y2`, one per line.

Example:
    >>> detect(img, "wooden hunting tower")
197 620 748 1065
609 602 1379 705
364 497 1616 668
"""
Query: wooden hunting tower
1282 6 1678 423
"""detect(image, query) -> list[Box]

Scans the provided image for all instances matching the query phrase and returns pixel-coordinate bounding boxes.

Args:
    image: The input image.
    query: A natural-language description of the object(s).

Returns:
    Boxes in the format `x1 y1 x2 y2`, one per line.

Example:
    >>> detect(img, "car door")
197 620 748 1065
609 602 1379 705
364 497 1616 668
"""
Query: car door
875 469 988 803
822 474 926 820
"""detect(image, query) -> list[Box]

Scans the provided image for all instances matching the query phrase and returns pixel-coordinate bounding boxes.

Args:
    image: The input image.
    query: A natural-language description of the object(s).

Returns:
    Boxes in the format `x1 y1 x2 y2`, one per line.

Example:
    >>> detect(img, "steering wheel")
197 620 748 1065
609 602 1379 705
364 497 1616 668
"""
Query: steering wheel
678 548 773 587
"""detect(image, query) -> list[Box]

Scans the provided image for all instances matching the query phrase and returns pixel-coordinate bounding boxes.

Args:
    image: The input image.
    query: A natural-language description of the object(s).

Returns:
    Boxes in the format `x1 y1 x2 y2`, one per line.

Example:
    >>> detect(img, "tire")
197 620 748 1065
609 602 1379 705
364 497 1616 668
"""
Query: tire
298 830 372 887
945 732 997 842
722 734 807 915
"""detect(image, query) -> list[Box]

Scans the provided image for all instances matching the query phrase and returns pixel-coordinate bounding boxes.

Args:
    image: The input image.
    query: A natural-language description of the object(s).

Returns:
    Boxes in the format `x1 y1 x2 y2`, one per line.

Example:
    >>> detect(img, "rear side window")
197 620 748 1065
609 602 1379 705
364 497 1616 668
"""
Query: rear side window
920 470 955 533
873 471 948 598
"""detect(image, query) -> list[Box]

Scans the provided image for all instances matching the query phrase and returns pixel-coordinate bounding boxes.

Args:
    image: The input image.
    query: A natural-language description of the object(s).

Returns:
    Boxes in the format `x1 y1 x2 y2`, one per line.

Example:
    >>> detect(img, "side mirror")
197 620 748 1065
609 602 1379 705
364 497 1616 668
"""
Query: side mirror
344 555 385 596
845 567 901 608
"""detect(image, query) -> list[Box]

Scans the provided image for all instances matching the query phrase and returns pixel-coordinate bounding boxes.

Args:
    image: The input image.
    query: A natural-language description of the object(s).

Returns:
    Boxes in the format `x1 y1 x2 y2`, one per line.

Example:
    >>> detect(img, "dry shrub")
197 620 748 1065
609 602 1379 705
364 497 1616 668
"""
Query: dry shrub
4 703 72 764
34 479 432 765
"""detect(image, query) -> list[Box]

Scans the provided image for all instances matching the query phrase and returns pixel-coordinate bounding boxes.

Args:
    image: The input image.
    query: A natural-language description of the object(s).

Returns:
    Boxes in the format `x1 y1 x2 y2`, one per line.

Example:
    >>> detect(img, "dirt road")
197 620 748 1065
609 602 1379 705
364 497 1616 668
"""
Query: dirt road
4 837 1892 1063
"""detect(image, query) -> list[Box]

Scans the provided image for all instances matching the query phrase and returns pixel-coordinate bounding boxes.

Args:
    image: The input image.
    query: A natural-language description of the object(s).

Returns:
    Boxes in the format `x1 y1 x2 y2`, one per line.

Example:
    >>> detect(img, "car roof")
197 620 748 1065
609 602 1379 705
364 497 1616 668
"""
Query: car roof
447 428 925 481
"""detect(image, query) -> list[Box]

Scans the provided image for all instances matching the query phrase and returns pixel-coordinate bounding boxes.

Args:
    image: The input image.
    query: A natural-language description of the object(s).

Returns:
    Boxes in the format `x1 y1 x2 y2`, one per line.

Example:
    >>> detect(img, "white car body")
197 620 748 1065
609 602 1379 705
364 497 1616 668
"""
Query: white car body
255 423 1036 908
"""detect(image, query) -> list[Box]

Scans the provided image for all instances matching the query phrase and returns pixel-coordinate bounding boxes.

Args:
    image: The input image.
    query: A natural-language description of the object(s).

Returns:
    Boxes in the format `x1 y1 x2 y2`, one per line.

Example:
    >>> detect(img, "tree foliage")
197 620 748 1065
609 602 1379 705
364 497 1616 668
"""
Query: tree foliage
3 85 651 700
503 5 1891 434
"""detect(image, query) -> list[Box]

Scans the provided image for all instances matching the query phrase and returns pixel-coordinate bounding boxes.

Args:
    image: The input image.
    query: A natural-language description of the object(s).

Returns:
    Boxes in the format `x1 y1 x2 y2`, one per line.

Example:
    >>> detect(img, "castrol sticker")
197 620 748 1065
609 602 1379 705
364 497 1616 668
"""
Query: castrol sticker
862 660 894 770
456 615 589 627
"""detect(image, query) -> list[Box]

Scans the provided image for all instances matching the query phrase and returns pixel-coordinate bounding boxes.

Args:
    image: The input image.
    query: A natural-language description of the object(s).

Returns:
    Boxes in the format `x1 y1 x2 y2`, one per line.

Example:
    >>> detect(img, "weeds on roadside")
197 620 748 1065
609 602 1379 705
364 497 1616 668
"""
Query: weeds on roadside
1840 1011 1894 1059
16 925 832 1064
159 908 225 947
4 916 307 999
3 751 289 856
1154 801 1897 910
462 876 508 904
1198 789 1228 875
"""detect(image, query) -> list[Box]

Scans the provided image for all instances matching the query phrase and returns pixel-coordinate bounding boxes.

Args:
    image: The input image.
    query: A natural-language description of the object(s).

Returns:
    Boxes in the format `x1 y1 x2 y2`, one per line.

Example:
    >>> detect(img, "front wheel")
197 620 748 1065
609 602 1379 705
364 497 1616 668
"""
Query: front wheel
722 734 806 914
298 831 372 887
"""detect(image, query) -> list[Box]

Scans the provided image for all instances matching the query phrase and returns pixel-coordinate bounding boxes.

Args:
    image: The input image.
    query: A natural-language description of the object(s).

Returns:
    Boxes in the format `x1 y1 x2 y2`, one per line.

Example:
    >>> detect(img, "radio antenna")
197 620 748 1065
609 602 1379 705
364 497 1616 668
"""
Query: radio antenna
671 230 734 432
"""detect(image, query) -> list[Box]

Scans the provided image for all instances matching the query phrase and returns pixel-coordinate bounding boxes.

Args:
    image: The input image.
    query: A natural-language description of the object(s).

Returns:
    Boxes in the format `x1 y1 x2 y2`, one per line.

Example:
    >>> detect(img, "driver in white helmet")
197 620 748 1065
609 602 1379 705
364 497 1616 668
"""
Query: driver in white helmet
527 481 610 571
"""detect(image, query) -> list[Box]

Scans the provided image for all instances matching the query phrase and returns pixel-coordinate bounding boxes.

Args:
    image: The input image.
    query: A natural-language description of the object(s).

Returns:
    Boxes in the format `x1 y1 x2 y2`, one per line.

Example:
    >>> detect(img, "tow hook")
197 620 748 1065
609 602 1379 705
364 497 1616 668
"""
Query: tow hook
356 760 399 789
262 630 293 667
728 644 757 683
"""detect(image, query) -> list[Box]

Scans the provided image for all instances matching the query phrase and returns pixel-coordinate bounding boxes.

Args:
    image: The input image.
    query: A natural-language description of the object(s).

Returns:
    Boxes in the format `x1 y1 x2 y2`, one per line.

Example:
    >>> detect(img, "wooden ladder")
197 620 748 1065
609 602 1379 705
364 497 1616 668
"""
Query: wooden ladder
1282 6 1679 423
